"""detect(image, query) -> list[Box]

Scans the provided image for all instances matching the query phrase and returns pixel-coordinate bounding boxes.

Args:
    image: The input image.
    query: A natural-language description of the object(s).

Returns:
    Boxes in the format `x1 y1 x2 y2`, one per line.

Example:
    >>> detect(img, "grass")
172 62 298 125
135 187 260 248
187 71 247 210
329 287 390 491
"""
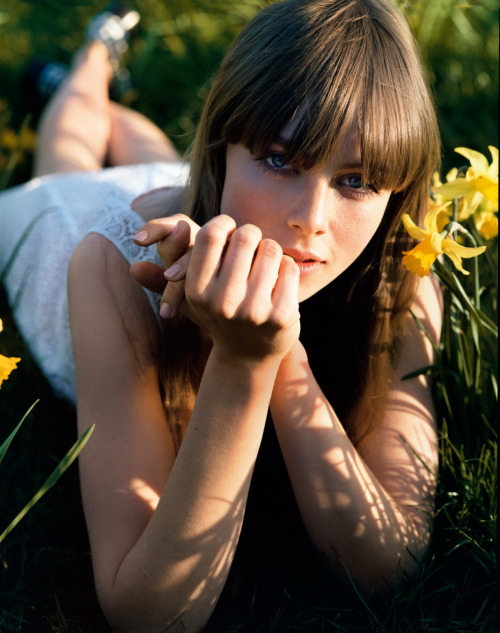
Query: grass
0 1 497 631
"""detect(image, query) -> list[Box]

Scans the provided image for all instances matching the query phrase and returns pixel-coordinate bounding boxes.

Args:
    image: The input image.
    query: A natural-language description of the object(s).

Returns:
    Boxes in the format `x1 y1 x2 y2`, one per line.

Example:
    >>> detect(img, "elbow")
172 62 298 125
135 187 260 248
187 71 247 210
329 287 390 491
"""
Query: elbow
96 585 206 633
95 570 221 633
318 527 431 594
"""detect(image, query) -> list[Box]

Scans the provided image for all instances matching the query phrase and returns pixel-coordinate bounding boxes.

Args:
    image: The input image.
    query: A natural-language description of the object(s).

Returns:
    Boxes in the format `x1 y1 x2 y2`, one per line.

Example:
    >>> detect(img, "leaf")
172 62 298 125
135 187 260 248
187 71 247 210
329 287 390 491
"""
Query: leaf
0 400 38 465
0 424 95 544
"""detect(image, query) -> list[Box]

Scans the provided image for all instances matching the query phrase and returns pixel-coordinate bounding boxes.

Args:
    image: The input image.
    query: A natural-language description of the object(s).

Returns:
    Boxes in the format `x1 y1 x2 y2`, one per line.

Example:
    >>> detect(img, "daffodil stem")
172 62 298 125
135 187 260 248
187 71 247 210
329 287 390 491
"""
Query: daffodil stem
473 252 481 310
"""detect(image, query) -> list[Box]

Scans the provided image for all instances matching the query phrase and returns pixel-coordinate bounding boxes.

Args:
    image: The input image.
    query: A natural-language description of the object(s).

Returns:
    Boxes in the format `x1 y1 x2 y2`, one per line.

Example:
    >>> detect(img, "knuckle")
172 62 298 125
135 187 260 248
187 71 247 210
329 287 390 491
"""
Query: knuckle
258 238 282 259
165 280 185 298
197 222 228 246
215 214 237 228
231 224 262 248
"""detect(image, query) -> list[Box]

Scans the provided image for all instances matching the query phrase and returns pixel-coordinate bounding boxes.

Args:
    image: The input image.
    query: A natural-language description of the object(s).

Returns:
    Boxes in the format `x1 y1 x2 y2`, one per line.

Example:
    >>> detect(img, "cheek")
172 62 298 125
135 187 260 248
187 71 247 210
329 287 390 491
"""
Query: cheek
220 170 269 226
332 199 389 261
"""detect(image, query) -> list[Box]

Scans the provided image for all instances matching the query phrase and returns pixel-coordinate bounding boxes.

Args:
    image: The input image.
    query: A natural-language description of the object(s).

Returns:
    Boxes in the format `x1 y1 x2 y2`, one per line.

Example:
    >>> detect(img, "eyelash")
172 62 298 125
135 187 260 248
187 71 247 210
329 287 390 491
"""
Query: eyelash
256 153 297 179
256 153 378 199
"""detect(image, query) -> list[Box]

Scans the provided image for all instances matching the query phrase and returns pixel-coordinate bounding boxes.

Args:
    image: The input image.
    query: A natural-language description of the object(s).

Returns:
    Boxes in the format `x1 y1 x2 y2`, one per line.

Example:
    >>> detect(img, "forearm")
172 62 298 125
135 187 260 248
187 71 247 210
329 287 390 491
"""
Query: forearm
105 350 281 633
270 346 432 590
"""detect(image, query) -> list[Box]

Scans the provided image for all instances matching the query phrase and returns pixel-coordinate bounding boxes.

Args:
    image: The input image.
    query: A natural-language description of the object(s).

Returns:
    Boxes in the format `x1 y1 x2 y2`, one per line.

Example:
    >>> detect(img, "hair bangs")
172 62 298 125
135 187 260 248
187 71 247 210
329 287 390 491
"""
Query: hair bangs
354 6 440 193
218 0 372 169
216 0 438 192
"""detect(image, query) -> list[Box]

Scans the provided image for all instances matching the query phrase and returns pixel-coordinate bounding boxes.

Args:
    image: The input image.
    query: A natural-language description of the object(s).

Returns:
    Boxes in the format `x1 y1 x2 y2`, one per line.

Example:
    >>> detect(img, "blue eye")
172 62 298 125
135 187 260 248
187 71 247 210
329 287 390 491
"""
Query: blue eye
256 152 297 178
268 154 288 169
338 174 378 198
344 175 364 189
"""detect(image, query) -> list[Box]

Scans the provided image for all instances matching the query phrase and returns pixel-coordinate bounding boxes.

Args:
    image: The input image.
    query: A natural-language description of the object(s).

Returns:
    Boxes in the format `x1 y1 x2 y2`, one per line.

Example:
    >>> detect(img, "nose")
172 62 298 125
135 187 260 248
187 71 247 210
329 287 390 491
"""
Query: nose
287 177 329 236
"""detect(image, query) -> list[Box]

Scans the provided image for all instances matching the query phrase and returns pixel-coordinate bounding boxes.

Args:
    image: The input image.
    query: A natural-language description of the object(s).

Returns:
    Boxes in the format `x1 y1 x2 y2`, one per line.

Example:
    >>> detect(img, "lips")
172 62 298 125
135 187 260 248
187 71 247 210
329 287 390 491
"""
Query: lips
282 248 324 264
282 248 325 276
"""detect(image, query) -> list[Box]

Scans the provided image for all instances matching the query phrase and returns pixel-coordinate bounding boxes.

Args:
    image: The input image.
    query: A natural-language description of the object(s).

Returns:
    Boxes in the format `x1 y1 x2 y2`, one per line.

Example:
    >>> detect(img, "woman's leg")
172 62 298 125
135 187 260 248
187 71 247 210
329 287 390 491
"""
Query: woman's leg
33 42 180 176
33 42 113 177
107 102 180 166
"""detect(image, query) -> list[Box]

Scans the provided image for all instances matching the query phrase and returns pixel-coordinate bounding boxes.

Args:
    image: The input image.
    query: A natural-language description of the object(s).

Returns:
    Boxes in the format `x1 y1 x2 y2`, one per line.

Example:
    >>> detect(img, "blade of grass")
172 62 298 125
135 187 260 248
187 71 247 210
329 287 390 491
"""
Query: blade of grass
0 400 38 465
0 424 94 544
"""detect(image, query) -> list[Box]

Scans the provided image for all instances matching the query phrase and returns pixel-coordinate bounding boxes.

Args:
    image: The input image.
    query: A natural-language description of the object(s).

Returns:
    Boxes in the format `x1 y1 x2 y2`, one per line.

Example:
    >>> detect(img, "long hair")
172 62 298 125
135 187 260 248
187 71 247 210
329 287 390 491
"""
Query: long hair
163 0 441 448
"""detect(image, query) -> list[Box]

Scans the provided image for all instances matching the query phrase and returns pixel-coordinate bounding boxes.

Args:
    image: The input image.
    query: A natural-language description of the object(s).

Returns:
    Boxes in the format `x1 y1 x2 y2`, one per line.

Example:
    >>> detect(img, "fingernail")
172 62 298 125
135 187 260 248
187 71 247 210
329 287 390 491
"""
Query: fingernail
160 303 172 319
134 230 148 242
164 264 180 278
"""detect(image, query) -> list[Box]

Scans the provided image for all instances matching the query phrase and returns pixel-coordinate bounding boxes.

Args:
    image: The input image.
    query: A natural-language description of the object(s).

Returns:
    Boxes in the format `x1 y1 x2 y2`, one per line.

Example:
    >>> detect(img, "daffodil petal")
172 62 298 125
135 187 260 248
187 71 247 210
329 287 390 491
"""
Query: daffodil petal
458 191 483 220
445 167 458 182
430 232 444 254
0 354 21 387
424 202 451 233
431 171 443 189
475 176 498 206
436 179 475 200
455 147 489 173
487 146 498 175
442 239 486 258
475 209 499 240
402 237 438 277
402 214 427 240
443 248 469 274
436 207 452 232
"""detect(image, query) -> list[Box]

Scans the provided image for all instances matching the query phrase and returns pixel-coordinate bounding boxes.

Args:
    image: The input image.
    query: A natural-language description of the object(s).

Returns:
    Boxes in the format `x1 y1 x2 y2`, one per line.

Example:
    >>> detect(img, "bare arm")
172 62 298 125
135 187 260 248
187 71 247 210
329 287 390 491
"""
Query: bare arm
131 215 442 591
68 217 299 632
270 275 442 590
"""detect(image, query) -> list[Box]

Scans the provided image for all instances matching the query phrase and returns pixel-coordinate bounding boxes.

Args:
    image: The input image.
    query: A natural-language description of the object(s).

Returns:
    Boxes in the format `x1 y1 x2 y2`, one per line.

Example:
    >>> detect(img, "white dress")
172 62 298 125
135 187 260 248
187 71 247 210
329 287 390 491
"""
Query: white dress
0 161 190 403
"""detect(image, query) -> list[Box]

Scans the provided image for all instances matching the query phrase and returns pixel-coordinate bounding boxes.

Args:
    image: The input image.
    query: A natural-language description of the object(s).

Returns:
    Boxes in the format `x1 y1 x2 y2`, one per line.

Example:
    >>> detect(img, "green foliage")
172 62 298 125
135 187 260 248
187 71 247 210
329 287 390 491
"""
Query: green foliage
0 405 94 544
395 0 498 170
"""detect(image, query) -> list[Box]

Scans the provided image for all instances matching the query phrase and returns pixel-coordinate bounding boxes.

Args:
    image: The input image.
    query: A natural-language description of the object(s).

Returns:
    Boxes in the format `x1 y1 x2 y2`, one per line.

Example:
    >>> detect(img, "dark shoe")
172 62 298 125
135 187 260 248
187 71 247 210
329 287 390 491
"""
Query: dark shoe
22 55 137 113
22 57 67 101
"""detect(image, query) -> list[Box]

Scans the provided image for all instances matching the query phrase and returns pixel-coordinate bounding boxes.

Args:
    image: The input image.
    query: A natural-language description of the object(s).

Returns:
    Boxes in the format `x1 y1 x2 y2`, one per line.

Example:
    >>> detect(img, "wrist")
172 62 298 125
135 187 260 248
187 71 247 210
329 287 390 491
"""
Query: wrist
209 343 283 376
278 340 308 372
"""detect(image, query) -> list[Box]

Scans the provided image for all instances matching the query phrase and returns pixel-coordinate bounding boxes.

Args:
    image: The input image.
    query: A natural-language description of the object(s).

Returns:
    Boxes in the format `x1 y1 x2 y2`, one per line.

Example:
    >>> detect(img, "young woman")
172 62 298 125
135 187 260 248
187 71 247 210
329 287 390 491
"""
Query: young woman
0 1 442 631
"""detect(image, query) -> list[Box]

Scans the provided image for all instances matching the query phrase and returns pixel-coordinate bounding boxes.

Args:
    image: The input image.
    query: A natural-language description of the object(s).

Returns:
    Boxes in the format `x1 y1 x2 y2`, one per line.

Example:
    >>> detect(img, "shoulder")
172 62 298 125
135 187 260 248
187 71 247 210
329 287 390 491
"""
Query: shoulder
131 186 186 222
68 232 160 368
409 273 443 347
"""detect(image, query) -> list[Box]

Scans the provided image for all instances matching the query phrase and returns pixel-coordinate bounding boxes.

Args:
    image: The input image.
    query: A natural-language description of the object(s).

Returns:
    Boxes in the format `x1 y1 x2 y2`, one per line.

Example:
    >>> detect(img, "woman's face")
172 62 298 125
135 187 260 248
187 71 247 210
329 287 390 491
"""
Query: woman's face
220 130 392 302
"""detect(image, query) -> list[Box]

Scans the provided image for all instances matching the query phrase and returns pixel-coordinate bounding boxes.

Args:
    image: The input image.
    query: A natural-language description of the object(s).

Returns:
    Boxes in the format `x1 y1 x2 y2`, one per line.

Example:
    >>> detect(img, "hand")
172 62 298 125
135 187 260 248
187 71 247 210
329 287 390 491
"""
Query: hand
130 214 201 317
184 215 301 362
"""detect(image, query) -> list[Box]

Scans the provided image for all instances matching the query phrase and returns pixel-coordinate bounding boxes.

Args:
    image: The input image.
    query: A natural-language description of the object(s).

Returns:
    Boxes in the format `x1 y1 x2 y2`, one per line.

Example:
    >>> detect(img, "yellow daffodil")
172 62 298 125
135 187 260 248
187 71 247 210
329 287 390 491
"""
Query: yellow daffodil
474 204 498 240
0 353 21 388
436 146 498 219
0 318 21 387
402 203 487 277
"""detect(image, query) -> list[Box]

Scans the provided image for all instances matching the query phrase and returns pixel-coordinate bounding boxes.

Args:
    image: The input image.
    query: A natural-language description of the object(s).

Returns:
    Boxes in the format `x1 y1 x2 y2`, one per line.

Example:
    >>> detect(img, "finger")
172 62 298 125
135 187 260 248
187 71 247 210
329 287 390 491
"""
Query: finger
216 224 262 294
130 261 167 294
186 215 237 295
159 280 186 319
271 255 300 313
157 220 192 270
133 214 199 247
163 249 192 281
245 238 283 300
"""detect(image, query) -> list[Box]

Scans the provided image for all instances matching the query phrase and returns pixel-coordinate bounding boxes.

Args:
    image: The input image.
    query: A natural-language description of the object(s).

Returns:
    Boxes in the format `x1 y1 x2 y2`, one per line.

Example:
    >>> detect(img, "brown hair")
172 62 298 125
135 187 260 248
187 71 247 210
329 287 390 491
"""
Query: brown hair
163 0 441 447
